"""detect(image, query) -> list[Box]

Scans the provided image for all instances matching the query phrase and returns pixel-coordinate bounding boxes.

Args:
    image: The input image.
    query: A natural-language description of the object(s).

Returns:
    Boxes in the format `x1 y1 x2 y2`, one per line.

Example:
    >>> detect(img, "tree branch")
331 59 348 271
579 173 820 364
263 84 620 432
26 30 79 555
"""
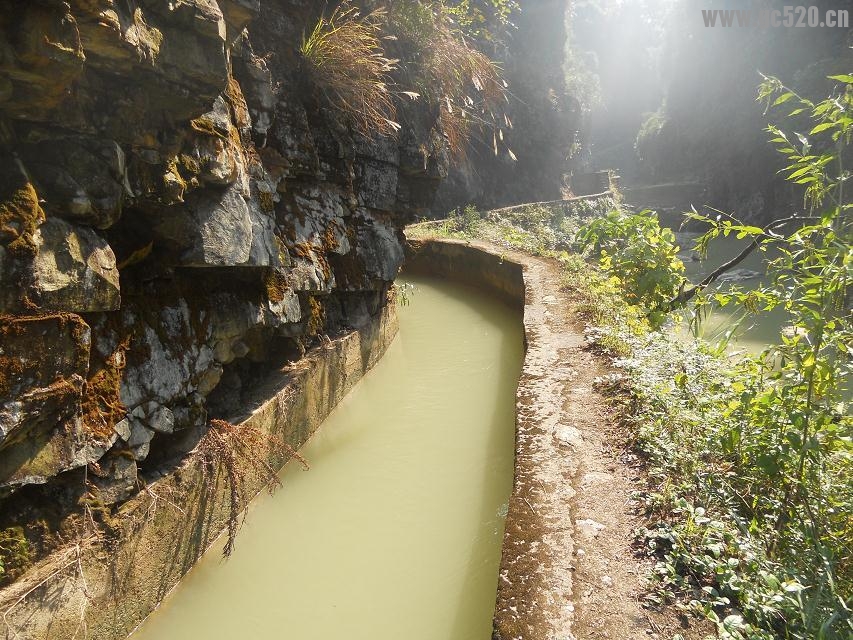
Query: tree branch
671 215 819 307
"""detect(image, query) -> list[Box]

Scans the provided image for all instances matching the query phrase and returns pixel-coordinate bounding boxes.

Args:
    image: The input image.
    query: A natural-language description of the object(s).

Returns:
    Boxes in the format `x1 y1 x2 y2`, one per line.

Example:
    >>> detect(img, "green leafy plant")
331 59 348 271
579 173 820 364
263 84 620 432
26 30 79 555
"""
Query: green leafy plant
624 73 852 640
443 0 520 41
635 106 668 175
576 209 685 328
448 204 482 233
394 282 416 306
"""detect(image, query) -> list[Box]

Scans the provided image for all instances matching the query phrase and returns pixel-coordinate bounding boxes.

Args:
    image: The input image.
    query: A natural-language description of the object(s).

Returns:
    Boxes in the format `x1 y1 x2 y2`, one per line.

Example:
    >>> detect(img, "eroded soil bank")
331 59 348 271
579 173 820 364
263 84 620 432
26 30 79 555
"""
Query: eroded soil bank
407 237 701 640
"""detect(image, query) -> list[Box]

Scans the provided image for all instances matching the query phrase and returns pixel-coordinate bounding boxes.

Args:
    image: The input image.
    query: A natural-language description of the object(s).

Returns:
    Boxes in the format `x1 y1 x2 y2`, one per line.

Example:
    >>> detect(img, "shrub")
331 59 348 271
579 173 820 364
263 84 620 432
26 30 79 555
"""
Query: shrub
443 0 520 41
576 209 685 328
463 204 483 232
611 74 852 640
635 106 667 173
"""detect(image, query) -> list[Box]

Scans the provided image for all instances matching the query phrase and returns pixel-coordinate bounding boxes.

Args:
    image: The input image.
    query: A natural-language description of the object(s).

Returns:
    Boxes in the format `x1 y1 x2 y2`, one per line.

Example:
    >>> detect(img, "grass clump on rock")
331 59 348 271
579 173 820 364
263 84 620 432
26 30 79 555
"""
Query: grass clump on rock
300 2 400 137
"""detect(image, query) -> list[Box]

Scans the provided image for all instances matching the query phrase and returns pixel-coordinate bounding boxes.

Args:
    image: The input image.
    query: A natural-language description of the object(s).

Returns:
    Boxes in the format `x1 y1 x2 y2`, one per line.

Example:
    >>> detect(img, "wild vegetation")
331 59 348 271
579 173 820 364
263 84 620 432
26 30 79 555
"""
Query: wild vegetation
300 3 401 137
577 209 685 328
441 0 520 41
192 419 309 558
580 75 851 640
410 72 851 639
300 1 512 159
0 528 31 584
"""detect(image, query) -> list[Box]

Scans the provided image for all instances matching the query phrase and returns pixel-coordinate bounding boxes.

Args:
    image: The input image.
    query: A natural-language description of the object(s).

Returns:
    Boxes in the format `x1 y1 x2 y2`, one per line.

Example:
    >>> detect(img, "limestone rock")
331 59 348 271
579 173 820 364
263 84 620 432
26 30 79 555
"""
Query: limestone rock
0 314 119 492
91 454 138 505
119 301 214 410
356 160 399 211
162 185 279 268
72 2 165 71
354 136 400 211
182 186 253 265
127 419 155 461
267 95 319 177
353 210 405 284
189 96 244 185
32 218 120 312
20 137 128 229
0 3 85 120
0 0 447 502
113 418 132 442
142 403 176 435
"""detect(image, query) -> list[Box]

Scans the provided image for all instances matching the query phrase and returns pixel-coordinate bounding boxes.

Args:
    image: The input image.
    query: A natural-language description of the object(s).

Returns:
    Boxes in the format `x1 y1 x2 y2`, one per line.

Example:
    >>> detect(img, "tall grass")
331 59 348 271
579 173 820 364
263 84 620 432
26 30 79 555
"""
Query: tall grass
300 2 400 137
385 1 511 159
300 1 511 155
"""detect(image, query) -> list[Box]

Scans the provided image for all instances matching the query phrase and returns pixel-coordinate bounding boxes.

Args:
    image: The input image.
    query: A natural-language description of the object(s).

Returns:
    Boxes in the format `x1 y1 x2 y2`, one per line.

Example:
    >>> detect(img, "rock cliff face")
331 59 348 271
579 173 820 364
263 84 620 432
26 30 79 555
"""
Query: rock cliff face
436 0 579 211
0 0 446 534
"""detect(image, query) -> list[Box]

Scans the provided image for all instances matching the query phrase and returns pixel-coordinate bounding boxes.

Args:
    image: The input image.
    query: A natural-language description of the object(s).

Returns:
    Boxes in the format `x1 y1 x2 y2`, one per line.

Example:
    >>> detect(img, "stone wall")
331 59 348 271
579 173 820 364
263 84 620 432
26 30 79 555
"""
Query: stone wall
0 0 446 576
0 303 398 639
404 239 525 311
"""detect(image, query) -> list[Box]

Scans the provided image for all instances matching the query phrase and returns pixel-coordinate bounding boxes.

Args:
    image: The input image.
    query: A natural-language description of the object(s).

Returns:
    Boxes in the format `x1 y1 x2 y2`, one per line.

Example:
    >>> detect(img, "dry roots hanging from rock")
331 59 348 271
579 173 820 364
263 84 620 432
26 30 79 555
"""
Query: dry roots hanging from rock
192 419 309 557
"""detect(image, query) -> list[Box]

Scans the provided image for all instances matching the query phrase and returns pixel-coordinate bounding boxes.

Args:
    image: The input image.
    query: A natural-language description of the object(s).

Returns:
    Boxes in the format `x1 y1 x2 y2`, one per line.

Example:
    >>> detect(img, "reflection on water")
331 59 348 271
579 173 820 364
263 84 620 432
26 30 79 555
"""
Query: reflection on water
131 275 524 640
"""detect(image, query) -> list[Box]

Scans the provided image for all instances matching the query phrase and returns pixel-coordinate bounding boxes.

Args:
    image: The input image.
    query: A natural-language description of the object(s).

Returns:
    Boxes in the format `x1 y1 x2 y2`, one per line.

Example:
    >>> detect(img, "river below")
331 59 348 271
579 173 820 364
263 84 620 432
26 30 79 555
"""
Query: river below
130 273 524 640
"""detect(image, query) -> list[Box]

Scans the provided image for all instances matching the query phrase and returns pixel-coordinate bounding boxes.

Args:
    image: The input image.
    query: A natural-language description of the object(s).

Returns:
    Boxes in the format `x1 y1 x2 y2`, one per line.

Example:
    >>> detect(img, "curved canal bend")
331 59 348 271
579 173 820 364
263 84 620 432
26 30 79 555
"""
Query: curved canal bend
131 274 525 640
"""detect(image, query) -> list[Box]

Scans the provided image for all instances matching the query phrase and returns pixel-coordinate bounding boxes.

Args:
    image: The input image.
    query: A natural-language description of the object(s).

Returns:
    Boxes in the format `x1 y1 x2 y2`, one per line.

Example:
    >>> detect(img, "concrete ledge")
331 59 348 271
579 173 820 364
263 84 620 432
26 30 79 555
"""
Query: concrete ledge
0 304 398 640
404 239 525 313
402 237 583 640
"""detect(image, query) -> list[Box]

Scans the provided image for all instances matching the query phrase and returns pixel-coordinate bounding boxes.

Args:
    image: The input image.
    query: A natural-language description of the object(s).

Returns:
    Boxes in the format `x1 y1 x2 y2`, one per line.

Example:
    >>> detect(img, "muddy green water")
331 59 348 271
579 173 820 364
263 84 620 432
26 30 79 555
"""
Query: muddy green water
131 274 524 640
679 235 788 354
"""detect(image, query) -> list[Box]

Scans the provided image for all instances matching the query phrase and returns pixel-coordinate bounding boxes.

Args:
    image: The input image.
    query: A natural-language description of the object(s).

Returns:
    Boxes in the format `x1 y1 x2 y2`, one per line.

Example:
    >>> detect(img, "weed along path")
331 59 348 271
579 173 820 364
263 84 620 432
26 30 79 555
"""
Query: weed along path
130 274 524 640
406 237 696 640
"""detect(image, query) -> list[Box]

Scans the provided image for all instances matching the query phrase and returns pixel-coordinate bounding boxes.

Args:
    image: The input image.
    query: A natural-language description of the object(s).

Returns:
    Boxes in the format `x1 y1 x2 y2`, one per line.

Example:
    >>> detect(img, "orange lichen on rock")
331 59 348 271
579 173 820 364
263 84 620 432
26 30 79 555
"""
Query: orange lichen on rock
290 242 312 259
224 75 252 135
264 269 289 304
258 190 275 212
189 117 228 139
322 223 340 252
81 340 129 442
0 178 45 257
307 297 325 336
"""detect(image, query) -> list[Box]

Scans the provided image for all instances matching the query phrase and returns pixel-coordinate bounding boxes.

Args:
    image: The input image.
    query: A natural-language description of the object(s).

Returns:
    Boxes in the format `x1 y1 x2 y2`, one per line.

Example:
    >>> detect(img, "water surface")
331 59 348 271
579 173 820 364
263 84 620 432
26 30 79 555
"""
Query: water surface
679 234 788 353
131 274 524 640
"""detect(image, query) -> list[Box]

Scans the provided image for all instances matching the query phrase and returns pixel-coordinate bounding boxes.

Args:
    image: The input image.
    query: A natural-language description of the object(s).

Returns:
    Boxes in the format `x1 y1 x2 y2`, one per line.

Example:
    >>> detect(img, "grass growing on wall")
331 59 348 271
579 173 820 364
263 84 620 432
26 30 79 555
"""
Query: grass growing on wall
300 2 400 137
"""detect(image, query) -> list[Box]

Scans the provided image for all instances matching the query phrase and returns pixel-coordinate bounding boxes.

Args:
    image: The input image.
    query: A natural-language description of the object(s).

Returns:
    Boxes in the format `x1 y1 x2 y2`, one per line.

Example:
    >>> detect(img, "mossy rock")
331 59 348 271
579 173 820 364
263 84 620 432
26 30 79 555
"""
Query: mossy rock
0 172 44 258
0 526 32 585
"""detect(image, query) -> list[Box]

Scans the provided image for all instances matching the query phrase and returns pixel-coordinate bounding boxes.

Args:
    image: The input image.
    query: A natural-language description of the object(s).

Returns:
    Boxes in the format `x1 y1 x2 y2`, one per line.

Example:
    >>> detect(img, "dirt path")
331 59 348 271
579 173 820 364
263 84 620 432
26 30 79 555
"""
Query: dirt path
486 244 653 640
408 237 703 640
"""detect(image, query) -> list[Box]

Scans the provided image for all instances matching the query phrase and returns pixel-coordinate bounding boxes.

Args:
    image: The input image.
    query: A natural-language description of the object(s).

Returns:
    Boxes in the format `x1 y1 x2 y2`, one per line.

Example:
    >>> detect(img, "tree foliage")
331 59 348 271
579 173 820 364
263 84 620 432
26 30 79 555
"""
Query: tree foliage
442 0 520 41
581 73 852 639
577 209 685 328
